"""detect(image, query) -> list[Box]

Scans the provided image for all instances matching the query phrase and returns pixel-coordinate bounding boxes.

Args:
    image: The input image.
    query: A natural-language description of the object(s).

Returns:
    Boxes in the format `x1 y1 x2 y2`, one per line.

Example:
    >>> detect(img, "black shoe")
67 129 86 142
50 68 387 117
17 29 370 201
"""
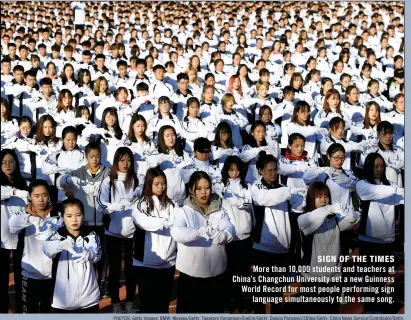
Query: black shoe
99 281 110 299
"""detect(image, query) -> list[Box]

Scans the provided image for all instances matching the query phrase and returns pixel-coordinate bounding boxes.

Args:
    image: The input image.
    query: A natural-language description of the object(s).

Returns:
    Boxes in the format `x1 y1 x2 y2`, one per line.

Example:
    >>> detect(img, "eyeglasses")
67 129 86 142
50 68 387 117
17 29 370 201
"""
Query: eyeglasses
2 160 15 167
331 156 346 161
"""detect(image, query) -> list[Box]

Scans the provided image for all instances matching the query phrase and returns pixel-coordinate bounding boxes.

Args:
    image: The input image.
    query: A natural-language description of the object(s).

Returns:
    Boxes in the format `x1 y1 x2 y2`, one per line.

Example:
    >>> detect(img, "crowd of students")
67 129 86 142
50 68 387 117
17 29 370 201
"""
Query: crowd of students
0 0 405 315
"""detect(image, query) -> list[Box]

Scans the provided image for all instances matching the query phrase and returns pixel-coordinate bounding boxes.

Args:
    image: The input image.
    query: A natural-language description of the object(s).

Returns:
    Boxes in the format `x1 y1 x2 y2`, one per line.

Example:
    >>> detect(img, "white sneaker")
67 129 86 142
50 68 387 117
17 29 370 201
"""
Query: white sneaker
112 303 123 313
125 301 138 313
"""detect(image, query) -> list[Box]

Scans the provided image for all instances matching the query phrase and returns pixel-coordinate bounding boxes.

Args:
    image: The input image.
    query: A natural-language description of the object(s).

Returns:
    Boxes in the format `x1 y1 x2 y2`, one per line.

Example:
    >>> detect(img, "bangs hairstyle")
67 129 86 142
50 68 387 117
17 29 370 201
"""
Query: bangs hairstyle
291 100 311 125
344 85 358 102
227 75 243 97
304 182 331 212
57 89 74 113
201 85 215 103
323 89 341 113
248 120 267 147
128 113 149 142
114 87 129 100
187 171 212 198
213 121 233 148
290 72 304 88
258 105 273 122
110 147 138 196
220 93 235 108
101 107 123 140
61 198 84 217
0 149 28 190
35 114 58 145
363 152 390 185
142 167 172 212
221 155 247 188
364 101 381 129
94 76 111 95
157 125 184 157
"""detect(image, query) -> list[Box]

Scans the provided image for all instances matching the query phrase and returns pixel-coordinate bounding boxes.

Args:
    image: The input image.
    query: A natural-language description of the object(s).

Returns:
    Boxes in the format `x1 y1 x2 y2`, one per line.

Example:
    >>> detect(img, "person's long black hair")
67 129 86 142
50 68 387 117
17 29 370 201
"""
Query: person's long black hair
0 149 28 190
221 156 248 188
363 152 390 185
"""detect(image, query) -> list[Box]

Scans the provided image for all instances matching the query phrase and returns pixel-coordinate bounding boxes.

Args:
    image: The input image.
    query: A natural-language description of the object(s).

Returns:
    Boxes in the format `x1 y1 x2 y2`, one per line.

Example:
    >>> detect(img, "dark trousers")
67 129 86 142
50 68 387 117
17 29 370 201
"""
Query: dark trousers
177 272 226 313
53 304 99 313
87 226 109 290
359 240 395 313
252 249 288 314
106 235 135 303
0 248 22 313
226 237 253 303
21 276 53 313
134 265 175 313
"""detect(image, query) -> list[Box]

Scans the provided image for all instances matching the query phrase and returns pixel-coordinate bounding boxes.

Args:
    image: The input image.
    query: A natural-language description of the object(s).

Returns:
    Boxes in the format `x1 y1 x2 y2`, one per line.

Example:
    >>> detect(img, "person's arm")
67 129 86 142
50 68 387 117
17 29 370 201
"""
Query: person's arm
278 156 309 175
82 231 102 264
9 212 38 234
170 208 207 244
356 180 402 201
297 206 332 235
337 208 361 232
250 183 292 207
42 231 65 259
132 199 168 232
239 145 262 162
96 178 112 214
302 167 327 185
208 209 236 244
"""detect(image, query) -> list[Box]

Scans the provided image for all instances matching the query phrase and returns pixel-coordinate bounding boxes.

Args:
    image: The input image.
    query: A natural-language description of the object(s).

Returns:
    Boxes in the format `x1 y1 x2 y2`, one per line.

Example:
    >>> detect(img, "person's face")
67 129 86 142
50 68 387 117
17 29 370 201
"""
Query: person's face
65 67 74 79
20 49 28 59
159 101 170 114
369 83 379 95
14 70 24 83
395 58 403 69
204 88 214 102
335 62 343 73
297 108 309 123
31 59 40 68
259 161 278 184
99 80 108 92
368 105 379 121
118 65 127 77
315 192 330 209
25 75 36 88
330 124 344 140
328 150 345 169
117 90 128 102
258 85 268 97
192 178 211 207
188 102 199 118
133 120 146 137
239 66 248 78
224 98 234 111
30 185 49 211
105 112 117 128
2 62 11 74
296 45 303 54
82 55 91 64
260 109 272 124
155 68 165 81
178 78 189 92
228 163 240 180
395 96 404 112
63 132 77 151
347 88 358 103
288 138 305 157
163 128 176 148
233 77 241 90
43 120 53 136
327 94 339 109
118 153 131 173
9 46 16 56
373 157 385 180
293 77 302 89
87 149 101 169
195 149 210 162
63 205 83 233
152 175 166 197
1 154 16 177
251 125 265 143
19 121 32 137
96 58 105 69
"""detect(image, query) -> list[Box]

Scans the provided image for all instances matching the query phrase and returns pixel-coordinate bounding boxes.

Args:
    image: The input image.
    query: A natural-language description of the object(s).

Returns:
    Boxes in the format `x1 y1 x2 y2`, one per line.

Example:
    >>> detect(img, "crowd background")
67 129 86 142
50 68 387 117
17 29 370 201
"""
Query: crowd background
0 0 405 315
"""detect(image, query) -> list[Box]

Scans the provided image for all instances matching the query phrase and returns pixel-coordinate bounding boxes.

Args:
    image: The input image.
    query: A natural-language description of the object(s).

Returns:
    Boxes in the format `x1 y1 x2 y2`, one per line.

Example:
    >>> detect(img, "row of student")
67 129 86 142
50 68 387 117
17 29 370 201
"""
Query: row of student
1 86 404 185
1 143 403 314
1 48 404 107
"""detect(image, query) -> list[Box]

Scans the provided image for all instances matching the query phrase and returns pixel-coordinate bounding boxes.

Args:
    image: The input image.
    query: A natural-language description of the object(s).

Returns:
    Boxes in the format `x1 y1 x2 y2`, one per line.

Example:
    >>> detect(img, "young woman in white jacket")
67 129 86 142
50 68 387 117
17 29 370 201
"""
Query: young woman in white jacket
170 171 235 313
250 152 306 314
220 156 253 312
97 147 141 313
356 152 404 313
0 149 29 313
42 198 101 313
132 167 177 313
211 122 240 170
146 125 193 206
9 179 62 313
